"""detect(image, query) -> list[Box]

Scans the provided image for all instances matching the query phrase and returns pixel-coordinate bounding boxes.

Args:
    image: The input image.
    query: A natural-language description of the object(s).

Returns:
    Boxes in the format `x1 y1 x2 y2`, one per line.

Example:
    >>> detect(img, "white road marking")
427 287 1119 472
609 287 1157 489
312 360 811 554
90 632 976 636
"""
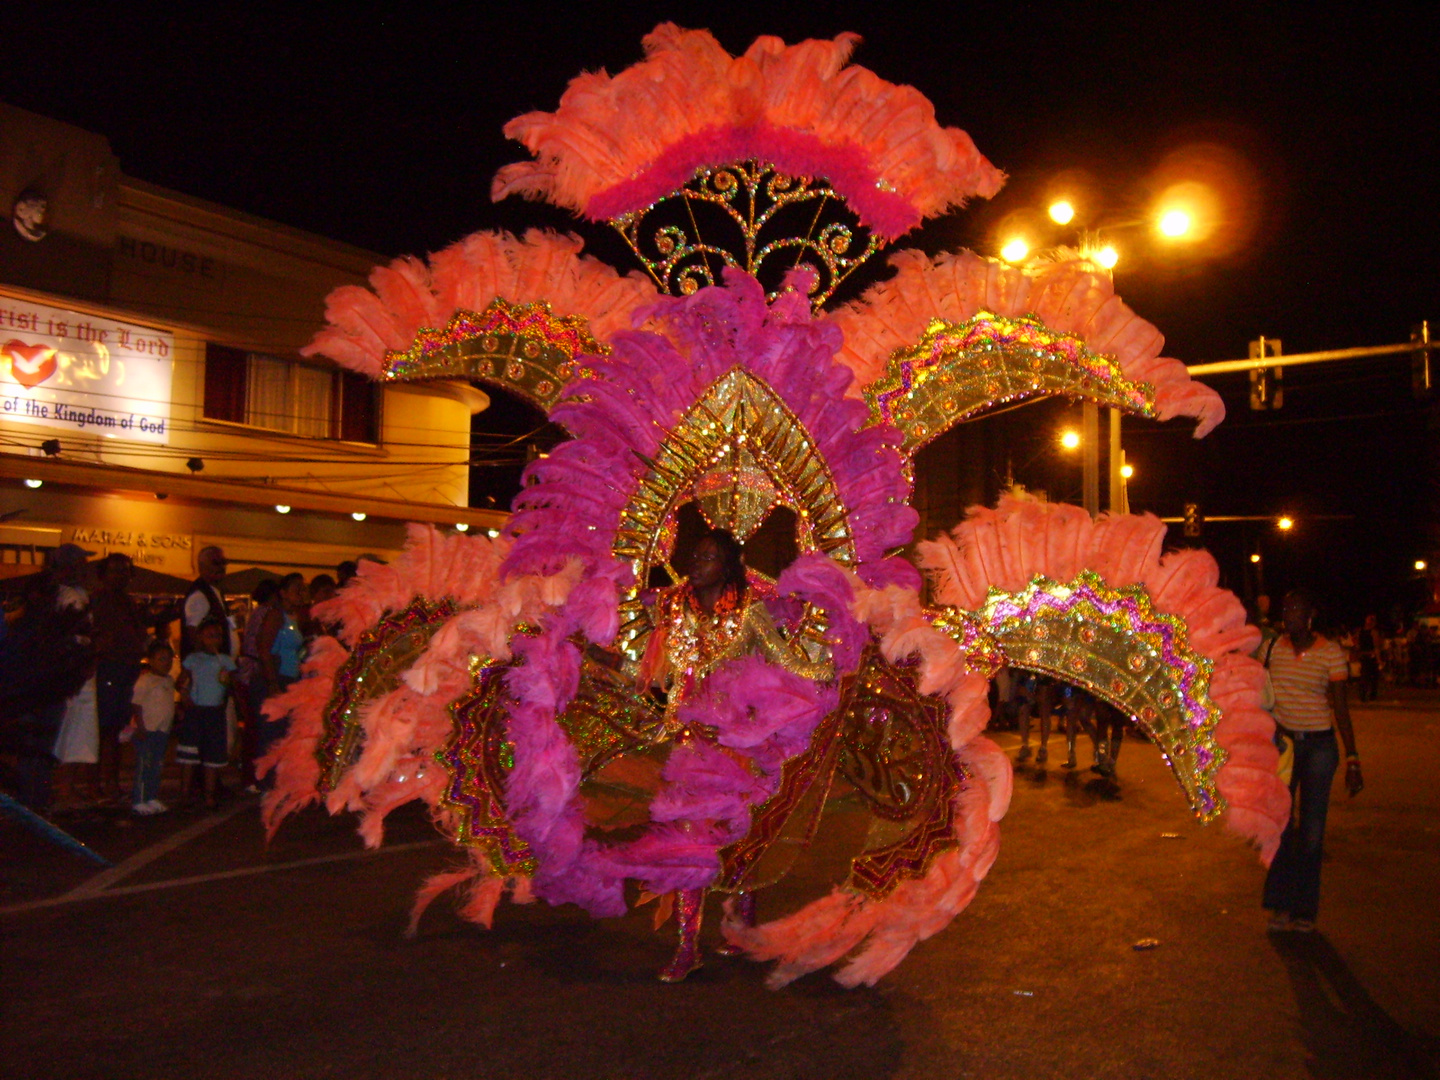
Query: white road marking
63 799 253 900
0 839 444 917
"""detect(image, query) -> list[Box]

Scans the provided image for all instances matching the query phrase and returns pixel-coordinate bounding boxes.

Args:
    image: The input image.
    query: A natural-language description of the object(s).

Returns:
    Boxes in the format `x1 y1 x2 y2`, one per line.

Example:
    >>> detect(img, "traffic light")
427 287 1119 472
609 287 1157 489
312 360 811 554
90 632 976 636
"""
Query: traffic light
1413 321 1432 399
1183 502 1203 538
1249 337 1283 410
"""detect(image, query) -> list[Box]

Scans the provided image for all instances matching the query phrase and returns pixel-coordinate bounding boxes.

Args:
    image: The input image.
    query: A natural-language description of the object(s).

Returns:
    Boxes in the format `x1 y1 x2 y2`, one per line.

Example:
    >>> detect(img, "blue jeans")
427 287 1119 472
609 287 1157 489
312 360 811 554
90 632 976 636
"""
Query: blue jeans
1263 728 1339 921
132 728 170 805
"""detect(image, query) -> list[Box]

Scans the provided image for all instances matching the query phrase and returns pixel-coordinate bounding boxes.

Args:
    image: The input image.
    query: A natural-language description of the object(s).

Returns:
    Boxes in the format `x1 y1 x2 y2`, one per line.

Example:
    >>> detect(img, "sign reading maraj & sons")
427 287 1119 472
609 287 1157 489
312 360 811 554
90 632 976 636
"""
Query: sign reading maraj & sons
0 295 174 444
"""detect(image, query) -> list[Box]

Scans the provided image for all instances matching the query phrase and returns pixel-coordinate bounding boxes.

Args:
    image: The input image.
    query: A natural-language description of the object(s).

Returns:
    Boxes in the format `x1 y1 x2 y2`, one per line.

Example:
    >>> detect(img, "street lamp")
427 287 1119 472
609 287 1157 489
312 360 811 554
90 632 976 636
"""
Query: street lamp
1059 429 1081 450
1048 200 1075 225
1276 515 1294 531
1158 208 1193 238
1001 237 1029 263
1416 560 1429 572
1119 462 1134 479
1250 553 1262 564
1092 244 1119 270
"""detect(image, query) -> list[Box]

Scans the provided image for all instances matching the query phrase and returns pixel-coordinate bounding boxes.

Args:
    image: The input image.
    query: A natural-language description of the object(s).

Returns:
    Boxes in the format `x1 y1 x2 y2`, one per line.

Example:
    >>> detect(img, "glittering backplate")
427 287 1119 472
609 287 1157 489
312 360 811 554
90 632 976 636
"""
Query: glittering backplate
613 368 855 660
866 312 1159 456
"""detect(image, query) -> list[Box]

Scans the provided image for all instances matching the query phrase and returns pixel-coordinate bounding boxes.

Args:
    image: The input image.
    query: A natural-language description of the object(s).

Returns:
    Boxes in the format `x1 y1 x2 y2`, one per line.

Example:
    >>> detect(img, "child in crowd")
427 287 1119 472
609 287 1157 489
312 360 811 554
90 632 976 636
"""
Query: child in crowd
129 641 178 815
177 618 237 810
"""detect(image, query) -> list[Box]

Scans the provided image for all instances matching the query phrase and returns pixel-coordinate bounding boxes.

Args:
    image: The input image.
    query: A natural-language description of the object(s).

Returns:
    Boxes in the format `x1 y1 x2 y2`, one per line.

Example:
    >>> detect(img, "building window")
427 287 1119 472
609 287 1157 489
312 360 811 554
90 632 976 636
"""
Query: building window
203 343 378 442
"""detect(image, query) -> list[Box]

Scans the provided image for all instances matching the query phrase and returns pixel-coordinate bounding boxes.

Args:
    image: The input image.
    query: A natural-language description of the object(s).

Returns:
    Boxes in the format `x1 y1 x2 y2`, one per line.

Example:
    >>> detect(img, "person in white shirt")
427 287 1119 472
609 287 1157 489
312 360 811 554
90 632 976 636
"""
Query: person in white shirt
130 640 178 815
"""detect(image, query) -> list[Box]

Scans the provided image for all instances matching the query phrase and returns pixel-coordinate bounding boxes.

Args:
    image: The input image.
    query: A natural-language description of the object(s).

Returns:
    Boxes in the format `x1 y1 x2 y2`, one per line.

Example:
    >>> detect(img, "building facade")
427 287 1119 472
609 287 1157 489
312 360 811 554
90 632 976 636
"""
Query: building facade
0 103 503 583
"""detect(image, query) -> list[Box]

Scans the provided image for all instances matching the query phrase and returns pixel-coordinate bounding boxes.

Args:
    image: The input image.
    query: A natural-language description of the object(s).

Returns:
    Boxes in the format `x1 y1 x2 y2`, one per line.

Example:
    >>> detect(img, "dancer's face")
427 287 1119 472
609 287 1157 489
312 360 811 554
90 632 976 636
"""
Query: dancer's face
688 538 725 589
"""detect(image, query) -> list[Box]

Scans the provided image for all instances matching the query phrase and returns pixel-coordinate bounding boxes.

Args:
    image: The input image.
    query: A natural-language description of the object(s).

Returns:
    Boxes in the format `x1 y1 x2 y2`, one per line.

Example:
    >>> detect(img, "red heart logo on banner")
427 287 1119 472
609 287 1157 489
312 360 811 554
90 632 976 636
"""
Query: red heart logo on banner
3 340 57 390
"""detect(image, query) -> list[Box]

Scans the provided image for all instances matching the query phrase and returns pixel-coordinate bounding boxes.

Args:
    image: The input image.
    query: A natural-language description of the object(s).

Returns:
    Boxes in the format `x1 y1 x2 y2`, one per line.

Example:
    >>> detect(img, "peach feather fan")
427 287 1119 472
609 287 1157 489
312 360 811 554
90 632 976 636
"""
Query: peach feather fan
302 230 659 380
918 494 1289 859
491 24 1003 240
825 249 1225 437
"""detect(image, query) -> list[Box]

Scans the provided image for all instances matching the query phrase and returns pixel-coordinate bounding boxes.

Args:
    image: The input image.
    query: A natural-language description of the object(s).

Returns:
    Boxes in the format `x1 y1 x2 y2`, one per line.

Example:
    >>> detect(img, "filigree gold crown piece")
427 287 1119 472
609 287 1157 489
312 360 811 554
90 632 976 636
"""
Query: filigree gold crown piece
610 162 886 309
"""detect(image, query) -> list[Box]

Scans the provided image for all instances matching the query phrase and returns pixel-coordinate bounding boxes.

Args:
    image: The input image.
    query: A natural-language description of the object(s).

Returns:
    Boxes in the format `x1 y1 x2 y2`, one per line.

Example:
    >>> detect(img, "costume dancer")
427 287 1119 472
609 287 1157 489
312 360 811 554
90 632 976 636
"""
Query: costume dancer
260 24 1290 988
632 528 832 979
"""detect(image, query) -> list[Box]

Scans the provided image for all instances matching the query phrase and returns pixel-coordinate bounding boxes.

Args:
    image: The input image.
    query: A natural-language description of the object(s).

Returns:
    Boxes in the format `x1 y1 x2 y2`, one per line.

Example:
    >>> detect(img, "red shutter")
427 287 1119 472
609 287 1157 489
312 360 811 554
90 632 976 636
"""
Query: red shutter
203 343 247 422
339 371 378 443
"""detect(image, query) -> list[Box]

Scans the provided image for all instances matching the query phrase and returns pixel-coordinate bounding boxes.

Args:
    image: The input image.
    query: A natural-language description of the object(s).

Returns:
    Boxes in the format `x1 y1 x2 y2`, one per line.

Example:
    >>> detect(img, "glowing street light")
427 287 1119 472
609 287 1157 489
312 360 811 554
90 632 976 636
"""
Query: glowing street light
1250 553 1262 564
1276 515 1294 531
1119 463 1135 479
1001 237 1029 263
1093 245 1119 270
1416 560 1429 572
1059 429 1081 451
1048 200 1075 225
1158 208 1193 238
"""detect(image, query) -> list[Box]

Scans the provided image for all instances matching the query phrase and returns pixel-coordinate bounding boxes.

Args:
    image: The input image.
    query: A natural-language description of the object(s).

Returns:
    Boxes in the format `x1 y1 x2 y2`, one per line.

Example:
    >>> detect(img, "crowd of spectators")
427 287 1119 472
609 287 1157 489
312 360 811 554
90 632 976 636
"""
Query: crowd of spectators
0 544 371 816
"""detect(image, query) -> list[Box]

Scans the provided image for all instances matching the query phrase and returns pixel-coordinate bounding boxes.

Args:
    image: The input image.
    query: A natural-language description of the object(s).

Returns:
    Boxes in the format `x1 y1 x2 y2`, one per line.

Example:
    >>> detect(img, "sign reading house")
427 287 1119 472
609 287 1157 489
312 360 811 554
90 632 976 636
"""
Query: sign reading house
0 295 174 444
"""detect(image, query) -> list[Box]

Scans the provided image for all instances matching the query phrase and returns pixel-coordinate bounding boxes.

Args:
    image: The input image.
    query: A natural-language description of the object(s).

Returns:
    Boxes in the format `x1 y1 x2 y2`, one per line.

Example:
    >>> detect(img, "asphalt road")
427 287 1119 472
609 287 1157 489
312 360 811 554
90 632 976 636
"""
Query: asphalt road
3 696 1438 1080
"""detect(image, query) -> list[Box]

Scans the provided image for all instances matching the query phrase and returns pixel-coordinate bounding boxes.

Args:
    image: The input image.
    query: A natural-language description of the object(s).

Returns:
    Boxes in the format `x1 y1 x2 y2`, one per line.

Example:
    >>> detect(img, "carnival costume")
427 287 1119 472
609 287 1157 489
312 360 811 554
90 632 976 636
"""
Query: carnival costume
261 25 1289 988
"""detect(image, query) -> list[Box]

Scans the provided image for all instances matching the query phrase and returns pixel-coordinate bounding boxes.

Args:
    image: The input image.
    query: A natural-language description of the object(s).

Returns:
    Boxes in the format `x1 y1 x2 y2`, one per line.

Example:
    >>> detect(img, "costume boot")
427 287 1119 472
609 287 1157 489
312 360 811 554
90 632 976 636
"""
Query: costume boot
715 891 756 956
658 888 705 982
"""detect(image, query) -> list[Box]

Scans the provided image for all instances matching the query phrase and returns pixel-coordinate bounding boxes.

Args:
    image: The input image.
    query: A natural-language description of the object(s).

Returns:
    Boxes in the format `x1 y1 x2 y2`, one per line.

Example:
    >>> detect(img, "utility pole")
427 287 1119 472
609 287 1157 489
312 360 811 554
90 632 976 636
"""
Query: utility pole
1107 407 1124 514
1082 401 1099 517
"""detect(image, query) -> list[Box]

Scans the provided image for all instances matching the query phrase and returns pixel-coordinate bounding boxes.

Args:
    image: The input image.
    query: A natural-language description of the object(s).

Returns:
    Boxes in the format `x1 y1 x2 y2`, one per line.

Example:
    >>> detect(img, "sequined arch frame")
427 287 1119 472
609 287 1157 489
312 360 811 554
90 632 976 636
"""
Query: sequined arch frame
955 571 1227 820
434 656 668 873
379 297 606 412
612 367 858 660
432 662 537 875
610 161 886 310
714 651 968 900
865 312 1159 457
315 596 461 797
836 653 968 898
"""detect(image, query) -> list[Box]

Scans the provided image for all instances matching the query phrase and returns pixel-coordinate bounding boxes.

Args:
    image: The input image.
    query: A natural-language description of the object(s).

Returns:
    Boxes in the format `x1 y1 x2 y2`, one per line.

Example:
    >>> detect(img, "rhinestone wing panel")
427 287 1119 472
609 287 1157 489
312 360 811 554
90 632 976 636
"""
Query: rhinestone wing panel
315 597 460 797
380 298 606 412
962 571 1227 820
865 312 1159 456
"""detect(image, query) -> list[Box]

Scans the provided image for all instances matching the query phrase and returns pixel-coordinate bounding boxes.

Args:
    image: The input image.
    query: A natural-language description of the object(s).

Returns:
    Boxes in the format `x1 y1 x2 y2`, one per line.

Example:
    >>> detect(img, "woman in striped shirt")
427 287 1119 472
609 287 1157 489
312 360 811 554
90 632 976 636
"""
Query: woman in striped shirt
1263 590 1364 932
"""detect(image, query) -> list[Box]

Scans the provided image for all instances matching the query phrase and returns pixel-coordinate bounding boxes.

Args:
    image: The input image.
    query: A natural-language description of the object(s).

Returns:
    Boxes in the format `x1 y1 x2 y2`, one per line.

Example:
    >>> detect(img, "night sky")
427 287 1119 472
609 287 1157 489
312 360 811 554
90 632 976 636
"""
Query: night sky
4 3 1437 620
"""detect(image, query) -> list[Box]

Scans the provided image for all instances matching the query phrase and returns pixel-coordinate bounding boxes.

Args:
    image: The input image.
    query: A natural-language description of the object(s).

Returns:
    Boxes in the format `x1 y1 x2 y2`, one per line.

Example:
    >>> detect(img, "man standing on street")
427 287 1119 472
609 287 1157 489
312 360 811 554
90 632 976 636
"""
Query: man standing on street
182 546 236 658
